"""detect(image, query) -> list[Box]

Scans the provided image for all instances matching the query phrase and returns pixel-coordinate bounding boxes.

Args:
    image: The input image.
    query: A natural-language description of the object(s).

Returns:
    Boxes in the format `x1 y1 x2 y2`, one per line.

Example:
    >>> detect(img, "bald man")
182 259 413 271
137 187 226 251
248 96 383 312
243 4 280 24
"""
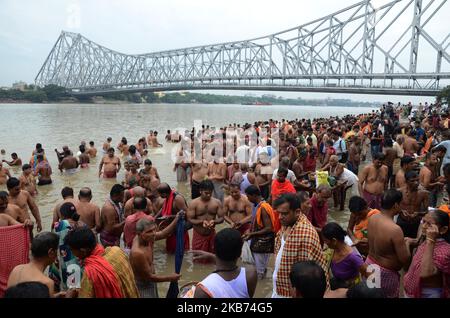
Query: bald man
124 186 154 218
75 187 101 232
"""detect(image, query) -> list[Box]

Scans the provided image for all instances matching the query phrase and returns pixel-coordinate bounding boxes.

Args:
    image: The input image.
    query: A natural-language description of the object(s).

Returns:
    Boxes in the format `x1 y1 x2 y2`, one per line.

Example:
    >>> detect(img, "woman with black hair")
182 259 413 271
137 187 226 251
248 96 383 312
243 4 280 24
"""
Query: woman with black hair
322 222 368 289
51 202 86 291
404 210 450 298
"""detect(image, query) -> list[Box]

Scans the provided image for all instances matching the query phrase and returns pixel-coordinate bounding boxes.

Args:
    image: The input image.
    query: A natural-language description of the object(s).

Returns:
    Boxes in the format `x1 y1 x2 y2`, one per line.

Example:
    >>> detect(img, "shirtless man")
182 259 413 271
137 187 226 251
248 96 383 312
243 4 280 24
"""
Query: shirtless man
207 156 227 203
34 154 52 186
2 153 22 167
6 178 42 232
138 159 159 189
395 156 416 189
7 232 59 297
397 171 429 238
102 137 112 154
0 161 11 185
98 148 121 178
51 187 77 229
358 153 388 210
0 191 33 227
191 160 209 199
118 137 130 157
58 150 79 173
149 131 163 148
75 187 101 232
99 184 125 247
254 152 273 201
55 146 72 164
124 186 154 218
156 183 189 253
383 138 399 187
87 141 97 158
403 131 420 157
78 145 90 168
130 218 181 298
223 183 252 235
366 189 412 298
19 164 37 196
187 180 224 260
347 136 362 175
419 152 445 207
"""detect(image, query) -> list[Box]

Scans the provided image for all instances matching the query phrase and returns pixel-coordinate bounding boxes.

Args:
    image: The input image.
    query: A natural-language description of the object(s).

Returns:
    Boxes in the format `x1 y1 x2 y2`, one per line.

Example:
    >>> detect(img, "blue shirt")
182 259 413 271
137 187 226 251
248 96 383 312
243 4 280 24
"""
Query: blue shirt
436 140 450 167
415 128 425 141
333 138 347 160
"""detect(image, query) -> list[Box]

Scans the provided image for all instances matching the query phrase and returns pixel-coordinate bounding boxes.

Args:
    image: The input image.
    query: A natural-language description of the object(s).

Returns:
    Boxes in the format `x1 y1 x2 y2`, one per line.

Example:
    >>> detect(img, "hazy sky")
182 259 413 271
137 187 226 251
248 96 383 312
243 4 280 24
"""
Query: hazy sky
1 0 448 103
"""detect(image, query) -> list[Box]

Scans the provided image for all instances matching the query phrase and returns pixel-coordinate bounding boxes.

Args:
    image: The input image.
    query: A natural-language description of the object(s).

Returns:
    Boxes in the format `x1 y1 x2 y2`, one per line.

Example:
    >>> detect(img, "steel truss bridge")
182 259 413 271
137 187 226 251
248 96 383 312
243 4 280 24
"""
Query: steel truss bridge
35 0 450 96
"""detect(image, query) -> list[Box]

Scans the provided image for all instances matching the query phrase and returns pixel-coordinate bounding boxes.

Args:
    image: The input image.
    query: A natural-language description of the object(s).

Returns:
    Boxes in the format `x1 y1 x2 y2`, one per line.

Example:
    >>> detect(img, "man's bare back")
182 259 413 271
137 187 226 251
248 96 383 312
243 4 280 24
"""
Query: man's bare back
368 213 409 271
75 200 101 230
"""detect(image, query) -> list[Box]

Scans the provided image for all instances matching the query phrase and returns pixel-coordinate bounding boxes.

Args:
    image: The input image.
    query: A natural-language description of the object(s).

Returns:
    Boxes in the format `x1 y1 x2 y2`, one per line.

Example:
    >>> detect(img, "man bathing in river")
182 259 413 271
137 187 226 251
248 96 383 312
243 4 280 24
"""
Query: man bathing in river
223 183 252 235
187 180 224 261
99 148 121 179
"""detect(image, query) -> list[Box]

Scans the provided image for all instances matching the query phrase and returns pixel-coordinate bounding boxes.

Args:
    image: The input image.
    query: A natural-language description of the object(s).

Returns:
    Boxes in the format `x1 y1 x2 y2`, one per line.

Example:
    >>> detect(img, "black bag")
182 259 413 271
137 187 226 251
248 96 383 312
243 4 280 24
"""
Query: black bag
250 233 275 254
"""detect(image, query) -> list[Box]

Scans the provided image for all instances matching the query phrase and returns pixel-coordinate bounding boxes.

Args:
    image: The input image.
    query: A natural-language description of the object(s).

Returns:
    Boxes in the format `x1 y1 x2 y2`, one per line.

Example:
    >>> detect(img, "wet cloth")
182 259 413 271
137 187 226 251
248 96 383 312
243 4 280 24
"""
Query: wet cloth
0 225 30 297
363 189 382 210
192 230 215 264
136 279 159 298
79 244 123 298
365 256 400 298
162 190 190 254
167 216 186 298
404 240 450 298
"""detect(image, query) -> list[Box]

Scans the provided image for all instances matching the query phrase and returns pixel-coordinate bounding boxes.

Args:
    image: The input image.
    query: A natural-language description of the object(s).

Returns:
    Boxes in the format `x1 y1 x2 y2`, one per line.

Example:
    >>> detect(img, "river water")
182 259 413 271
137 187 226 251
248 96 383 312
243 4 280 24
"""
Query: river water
0 102 375 297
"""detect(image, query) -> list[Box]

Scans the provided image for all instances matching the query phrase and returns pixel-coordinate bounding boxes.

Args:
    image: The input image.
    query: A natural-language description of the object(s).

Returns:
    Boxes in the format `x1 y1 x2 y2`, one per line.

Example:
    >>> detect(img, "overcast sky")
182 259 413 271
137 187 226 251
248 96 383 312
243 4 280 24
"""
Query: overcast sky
1 0 448 103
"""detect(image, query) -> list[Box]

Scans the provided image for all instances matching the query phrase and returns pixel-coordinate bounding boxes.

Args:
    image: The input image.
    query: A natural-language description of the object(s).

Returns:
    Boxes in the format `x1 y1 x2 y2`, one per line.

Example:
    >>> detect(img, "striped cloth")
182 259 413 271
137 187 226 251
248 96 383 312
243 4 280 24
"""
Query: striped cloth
0 224 30 297
274 213 327 297
365 256 400 298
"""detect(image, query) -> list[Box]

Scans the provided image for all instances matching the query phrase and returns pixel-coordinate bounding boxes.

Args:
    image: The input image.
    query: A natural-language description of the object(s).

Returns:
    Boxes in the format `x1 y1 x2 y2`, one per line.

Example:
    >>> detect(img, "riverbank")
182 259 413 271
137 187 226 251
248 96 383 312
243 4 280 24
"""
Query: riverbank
0 86 380 107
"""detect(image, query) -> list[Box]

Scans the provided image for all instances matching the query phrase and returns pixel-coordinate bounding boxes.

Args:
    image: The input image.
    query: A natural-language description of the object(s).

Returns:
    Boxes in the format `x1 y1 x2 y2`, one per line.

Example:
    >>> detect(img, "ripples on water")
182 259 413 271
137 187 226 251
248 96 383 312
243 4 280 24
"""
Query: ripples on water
0 103 374 297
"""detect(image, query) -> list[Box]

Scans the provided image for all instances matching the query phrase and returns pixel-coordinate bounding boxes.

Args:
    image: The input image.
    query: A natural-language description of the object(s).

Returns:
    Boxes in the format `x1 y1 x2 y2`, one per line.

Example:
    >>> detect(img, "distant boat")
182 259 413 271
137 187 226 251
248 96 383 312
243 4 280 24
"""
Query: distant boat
241 101 272 106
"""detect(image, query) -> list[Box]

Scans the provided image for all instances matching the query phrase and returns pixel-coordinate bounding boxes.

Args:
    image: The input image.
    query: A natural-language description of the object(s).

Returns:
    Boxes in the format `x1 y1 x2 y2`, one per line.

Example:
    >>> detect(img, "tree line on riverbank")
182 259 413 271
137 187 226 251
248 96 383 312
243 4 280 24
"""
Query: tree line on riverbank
1 84 448 106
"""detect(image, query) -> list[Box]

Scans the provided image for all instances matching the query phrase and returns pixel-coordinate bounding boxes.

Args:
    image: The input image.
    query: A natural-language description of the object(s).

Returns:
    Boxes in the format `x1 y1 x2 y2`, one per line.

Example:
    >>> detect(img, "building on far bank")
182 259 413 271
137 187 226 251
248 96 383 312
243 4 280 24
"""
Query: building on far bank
12 81 27 91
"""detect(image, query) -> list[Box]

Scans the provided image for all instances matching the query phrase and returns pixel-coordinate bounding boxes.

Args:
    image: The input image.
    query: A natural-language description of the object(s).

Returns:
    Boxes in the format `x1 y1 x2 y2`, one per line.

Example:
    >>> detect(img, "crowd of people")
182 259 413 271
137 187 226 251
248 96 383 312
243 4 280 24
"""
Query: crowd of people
1 101 450 299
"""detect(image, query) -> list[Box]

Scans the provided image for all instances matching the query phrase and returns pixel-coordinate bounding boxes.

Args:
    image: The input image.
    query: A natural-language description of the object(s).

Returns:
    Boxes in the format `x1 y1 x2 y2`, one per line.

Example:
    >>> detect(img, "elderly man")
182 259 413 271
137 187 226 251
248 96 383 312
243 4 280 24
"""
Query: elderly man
308 185 332 232
321 155 359 210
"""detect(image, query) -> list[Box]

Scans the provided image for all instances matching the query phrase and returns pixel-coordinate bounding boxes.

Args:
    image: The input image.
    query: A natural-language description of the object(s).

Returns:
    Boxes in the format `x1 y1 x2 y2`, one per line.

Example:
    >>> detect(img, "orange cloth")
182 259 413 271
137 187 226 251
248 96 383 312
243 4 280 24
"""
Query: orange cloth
353 209 381 240
256 202 280 233
271 179 296 202
420 137 433 155
83 244 123 298
438 205 450 218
